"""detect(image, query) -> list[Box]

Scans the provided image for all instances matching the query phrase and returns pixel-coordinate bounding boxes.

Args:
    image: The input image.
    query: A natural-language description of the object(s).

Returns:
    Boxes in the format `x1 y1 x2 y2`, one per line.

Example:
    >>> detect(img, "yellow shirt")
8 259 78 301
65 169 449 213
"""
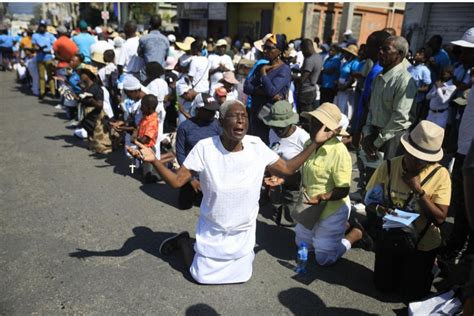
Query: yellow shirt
302 137 352 221
367 156 451 251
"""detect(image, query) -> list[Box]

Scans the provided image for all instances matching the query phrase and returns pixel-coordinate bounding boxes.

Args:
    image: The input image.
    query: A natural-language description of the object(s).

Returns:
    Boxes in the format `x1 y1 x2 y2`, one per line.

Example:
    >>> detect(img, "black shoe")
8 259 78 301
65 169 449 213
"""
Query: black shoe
350 217 374 251
38 94 45 100
159 231 190 255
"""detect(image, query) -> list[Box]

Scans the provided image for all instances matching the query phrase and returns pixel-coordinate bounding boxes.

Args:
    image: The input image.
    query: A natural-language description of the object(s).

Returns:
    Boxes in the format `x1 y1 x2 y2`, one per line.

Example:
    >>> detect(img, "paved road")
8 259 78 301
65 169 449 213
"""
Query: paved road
1 71 407 315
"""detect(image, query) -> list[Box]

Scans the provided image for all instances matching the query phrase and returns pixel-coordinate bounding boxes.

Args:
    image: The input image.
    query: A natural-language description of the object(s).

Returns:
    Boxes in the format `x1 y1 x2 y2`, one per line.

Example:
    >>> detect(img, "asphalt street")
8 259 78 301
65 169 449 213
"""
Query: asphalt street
0 71 408 315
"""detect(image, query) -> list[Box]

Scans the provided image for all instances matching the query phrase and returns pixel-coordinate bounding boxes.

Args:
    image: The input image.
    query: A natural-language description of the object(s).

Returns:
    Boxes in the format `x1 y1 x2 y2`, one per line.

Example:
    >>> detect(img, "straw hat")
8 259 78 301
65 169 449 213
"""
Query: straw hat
176 36 195 51
301 102 350 136
262 100 299 128
342 44 358 57
254 33 273 52
215 39 228 47
400 120 444 162
242 42 251 50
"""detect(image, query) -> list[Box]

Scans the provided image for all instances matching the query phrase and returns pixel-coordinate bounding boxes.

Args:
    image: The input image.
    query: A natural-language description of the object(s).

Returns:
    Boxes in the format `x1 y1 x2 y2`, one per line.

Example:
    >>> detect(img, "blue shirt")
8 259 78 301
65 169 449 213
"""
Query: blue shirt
72 33 96 63
68 70 81 94
431 48 450 82
339 58 359 81
32 32 56 61
321 55 341 89
138 30 169 65
176 118 222 165
0 34 14 48
408 63 432 103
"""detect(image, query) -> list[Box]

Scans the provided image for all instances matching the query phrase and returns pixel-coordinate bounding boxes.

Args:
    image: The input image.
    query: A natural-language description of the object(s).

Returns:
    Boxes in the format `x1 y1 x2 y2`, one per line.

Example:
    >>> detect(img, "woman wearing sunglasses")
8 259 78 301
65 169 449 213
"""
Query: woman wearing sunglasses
244 33 291 144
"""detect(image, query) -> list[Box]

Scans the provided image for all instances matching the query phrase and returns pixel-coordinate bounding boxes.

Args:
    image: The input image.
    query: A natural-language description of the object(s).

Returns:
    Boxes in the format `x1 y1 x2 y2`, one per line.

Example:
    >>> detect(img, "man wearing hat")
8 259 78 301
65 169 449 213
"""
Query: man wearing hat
366 120 451 302
209 39 235 92
32 20 57 99
176 93 222 210
262 100 309 226
138 14 169 67
362 35 417 161
72 20 96 64
217 71 239 101
269 102 371 266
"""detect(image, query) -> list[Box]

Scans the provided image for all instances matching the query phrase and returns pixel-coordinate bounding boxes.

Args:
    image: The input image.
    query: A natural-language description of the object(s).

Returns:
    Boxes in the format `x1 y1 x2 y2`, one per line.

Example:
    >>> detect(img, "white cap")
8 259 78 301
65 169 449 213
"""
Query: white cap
168 34 176 43
451 27 474 48
123 75 141 91
216 39 228 47
343 29 353 36
95 26 103 34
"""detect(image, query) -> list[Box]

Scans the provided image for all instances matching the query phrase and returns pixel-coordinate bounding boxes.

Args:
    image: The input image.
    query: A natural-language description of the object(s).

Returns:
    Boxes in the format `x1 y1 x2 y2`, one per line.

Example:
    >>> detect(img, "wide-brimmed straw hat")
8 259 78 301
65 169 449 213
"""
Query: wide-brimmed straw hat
342 44 358 57
301 102 350 136
262 100 299 128
400 120 444 162
176 36 195 51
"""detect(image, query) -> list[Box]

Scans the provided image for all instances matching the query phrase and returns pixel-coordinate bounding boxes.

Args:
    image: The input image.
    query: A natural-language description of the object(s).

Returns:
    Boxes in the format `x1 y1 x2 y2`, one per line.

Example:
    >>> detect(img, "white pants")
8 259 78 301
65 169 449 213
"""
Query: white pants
334 89 354 120
190 251 255 284
295 202 351 266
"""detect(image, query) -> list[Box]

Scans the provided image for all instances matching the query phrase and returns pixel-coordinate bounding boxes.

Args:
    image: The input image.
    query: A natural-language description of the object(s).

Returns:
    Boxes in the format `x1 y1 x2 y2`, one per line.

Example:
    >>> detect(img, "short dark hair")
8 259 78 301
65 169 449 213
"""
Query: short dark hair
149 15 162 30
103 50 115 63
124 20 137 36
301 38 314 52
145 62 164 78
74 53 84 63
191 39 203 54
141 94 158 111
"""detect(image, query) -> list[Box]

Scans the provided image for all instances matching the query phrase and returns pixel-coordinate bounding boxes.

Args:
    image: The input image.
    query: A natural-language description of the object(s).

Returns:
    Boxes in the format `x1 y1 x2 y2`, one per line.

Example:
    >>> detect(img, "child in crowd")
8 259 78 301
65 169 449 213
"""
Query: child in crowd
217 71 240 101
426 66 456 128
134 94 160 183
144 62 169 143
214 86 227 105
408 46 432 121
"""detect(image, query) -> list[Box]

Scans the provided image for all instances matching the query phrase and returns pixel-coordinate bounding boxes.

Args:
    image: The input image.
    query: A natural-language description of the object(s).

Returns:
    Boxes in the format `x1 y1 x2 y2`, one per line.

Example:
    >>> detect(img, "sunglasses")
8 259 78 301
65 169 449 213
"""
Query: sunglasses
263 45 277 51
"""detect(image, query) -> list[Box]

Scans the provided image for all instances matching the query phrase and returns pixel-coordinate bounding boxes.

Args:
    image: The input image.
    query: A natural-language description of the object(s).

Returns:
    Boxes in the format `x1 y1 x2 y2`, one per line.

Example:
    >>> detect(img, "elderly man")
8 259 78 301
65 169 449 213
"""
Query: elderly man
128 100 334 284
138 15 169 67
362 36 417 161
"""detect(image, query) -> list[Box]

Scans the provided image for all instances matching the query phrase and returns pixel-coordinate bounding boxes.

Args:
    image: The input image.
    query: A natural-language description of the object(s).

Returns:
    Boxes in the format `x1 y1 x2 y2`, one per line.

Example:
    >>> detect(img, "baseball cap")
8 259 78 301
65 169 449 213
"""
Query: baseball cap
216 39 228 47
192 93 220 111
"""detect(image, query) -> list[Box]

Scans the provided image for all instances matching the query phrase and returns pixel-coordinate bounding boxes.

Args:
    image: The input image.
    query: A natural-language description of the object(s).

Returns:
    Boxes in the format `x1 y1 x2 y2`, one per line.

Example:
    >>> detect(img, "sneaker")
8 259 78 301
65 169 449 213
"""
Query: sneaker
67 119 79 127
159 231 190 255
54 104 64 110
350 217 374 251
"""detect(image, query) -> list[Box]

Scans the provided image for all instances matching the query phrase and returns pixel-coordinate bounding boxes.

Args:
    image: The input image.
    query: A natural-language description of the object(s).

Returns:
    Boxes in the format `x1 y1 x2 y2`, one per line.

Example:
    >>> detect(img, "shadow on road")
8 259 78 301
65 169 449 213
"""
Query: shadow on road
44 134 89 150
68 226 195 283
139 182 181 209
277 256 400 303
255 219 295 261
185 303 220 316
278 287 378 315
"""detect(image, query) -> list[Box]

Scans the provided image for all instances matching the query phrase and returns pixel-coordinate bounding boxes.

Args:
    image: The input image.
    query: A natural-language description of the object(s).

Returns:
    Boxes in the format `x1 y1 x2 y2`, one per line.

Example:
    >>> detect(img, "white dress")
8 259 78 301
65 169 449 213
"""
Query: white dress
183 135 279 284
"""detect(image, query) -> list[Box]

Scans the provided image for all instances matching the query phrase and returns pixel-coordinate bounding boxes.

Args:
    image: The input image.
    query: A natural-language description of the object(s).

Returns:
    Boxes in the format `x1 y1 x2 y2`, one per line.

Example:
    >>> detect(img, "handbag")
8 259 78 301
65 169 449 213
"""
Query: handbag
291 188 327 230
377 160 443 255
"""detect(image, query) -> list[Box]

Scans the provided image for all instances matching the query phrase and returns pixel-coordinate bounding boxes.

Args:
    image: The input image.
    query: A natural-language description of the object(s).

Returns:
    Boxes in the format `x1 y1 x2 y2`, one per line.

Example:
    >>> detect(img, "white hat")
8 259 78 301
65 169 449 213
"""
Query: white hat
254 33 273 52
123 75 141 91
114 36 124 47
167 34 176 43
343 29 353 36
451 27 474 48
216 39 228 47
176 77 192 96
165 56 177 70
95 26 103 34
400 120 444 162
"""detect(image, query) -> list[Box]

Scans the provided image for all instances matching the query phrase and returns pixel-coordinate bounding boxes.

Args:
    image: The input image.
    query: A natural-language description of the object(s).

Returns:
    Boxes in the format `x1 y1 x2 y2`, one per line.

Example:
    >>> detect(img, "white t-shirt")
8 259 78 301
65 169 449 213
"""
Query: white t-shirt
90 40 114 55
117 37 144 74
208 53 235 91
147 78 169 142
183 135 279 259
269 126 310 160
101 86 114 118
188 56 210 93
458 88 474 155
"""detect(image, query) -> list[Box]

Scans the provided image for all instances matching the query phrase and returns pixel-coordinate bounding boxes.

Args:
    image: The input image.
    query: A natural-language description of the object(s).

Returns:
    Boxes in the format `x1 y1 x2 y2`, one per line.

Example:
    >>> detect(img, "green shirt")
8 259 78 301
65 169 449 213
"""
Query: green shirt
363 62 417 148
302 137 352 221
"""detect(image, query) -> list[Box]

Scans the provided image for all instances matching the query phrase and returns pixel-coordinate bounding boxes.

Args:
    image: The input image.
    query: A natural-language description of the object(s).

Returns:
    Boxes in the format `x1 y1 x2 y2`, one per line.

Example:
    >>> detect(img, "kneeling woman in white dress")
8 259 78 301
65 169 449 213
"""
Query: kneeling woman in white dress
127 100 331 284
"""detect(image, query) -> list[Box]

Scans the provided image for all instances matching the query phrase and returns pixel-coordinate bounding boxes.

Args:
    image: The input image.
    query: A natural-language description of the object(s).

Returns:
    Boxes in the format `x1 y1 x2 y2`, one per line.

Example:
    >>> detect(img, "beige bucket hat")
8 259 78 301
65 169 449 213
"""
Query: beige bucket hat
301 102 349 136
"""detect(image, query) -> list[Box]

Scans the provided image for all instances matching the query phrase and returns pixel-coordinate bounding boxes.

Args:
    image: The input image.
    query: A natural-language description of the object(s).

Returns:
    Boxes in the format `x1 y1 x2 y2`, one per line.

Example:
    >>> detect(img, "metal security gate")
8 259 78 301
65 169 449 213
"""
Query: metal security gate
425 3 474 44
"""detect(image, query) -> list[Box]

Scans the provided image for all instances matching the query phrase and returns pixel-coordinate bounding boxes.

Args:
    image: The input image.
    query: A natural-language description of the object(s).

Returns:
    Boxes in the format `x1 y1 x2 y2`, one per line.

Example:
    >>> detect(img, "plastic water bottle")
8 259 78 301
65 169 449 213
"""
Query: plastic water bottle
295 242 308 274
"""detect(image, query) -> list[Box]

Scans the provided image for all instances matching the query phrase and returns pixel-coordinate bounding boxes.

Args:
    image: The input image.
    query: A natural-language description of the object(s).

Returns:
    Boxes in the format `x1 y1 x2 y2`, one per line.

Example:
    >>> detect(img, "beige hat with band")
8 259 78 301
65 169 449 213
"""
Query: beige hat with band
301 102 350 136
400 120 444 162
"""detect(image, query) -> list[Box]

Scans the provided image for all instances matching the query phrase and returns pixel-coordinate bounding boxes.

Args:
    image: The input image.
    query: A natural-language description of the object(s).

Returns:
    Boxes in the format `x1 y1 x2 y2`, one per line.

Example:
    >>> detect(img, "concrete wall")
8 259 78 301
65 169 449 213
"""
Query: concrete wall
272 3 305 40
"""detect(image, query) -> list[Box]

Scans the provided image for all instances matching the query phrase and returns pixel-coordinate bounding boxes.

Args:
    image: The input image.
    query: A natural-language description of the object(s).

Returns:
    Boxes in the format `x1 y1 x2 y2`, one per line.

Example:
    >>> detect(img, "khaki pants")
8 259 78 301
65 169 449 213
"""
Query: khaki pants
38 60 56 96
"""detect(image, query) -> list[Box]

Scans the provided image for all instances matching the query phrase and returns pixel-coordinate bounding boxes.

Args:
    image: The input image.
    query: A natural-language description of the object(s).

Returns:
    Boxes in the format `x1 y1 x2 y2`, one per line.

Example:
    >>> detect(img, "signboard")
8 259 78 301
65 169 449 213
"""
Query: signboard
179 3 208 20
101 11 110 21
208 3 227 20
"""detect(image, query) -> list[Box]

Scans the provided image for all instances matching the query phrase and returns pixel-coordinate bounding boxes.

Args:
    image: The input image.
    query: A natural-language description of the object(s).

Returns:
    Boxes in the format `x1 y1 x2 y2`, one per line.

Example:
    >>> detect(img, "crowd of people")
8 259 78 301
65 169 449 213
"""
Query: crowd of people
2 14 474 312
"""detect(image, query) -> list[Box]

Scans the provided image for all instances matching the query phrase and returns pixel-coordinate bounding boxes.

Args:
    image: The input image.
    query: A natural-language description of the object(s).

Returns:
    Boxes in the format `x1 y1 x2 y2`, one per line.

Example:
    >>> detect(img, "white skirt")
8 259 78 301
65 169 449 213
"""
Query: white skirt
190 251 255 284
